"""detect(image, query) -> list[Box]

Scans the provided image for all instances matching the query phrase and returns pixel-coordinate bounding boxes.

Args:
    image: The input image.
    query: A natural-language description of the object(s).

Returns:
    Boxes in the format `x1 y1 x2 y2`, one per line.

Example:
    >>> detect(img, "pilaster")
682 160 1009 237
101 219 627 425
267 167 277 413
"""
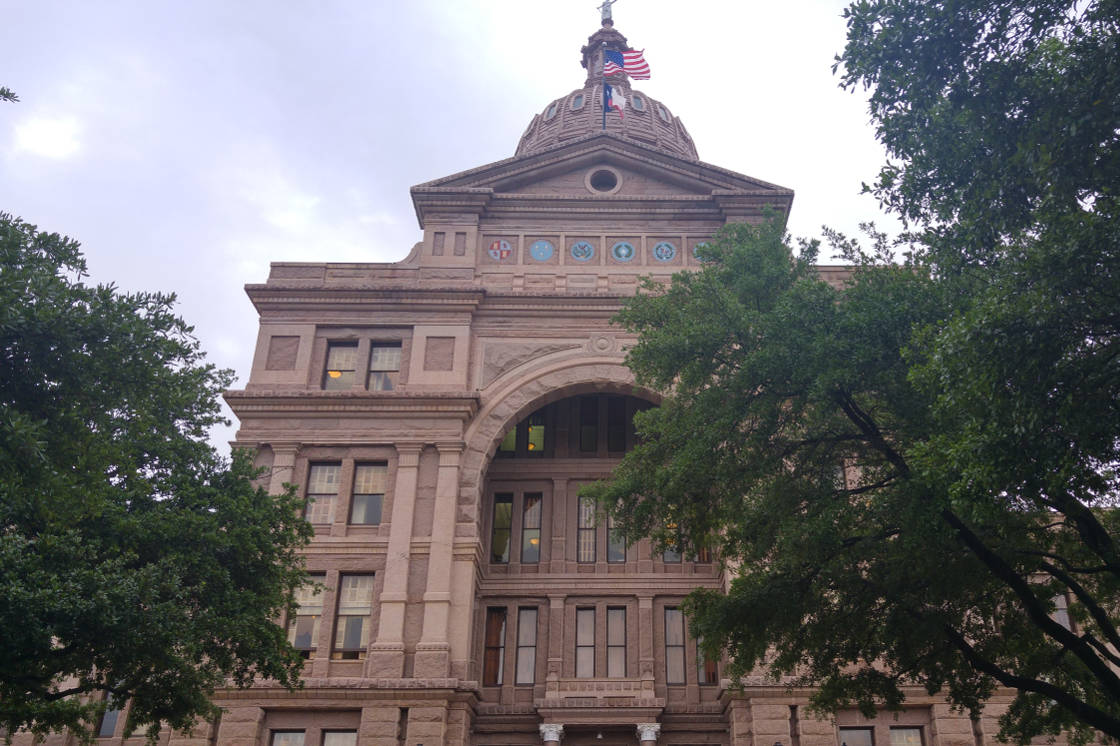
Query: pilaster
415 442 463 677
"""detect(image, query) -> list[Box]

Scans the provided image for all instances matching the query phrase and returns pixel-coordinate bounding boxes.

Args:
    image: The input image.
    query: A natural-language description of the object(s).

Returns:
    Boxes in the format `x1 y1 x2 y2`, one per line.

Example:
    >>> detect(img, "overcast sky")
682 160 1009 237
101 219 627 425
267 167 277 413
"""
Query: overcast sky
1 0 900 452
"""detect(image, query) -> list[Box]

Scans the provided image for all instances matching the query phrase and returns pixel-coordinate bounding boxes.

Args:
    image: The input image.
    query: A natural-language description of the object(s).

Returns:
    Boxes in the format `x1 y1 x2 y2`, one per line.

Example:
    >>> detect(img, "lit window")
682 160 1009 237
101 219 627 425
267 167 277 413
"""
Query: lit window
607 607 626 677
491 493 512 563
323 342 357 390
270 733 305 746
607 515 626 563
516 607 538 684
484 608 506 685
287 574 325 658
576 608 595 677
322 732 357 746
305 463 340 524
578 496 597 562
367 343 401 391
840 728 874 746
890 729 922 746
665 607 686 683
521 493 542 563
332 574 374 659
498 427 517 453
350 463 386 525
527 410 546 453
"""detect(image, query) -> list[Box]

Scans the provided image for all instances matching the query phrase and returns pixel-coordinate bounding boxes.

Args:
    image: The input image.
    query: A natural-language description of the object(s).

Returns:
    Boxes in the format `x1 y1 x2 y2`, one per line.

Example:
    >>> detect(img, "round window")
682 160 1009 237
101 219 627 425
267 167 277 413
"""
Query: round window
589 169 618 192
632 95 645 112
545 101 559 120
657 104 670 122
571 93 585 110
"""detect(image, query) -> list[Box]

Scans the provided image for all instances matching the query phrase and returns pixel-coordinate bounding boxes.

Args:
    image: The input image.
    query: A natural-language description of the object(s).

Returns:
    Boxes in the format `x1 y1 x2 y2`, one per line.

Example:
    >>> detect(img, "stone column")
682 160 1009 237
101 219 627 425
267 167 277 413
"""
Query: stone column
368 443 423 678
637 723 661 744
539 723 564 743
637 595 655 697
545 594 565 697
267 443 300 495
415 442 463 678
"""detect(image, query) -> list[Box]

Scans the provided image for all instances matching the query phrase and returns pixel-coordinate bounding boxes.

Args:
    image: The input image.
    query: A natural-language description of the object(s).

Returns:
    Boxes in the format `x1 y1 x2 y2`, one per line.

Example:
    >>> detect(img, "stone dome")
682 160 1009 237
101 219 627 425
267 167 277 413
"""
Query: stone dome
514 23 699 160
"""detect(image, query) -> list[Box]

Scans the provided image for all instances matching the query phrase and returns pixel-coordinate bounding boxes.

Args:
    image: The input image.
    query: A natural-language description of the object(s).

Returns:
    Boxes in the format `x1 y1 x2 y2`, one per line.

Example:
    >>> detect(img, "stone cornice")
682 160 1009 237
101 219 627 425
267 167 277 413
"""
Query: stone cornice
224 390 479 420
245 285 484 313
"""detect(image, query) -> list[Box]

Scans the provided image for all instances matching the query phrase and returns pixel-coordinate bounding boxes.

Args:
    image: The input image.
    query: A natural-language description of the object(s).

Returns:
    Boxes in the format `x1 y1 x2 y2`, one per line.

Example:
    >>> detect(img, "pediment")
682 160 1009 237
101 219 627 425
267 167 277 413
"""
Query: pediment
412 133 791 201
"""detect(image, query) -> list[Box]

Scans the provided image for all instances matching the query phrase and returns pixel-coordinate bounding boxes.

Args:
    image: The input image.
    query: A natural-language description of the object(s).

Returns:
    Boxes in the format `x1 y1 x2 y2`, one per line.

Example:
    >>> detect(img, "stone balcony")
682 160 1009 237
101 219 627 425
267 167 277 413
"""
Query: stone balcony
536 677 665 725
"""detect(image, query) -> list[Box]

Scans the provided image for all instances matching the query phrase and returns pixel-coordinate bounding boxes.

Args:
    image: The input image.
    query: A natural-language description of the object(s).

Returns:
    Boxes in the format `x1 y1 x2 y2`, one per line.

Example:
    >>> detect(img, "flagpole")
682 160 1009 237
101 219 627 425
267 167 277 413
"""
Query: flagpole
601 42 607 131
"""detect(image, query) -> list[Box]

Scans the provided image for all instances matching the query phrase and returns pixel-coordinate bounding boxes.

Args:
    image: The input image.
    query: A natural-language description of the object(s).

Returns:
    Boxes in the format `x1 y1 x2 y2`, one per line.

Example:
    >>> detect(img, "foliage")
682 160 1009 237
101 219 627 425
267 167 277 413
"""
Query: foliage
0 214 312 741
0 88 17 103
592 0 1120 728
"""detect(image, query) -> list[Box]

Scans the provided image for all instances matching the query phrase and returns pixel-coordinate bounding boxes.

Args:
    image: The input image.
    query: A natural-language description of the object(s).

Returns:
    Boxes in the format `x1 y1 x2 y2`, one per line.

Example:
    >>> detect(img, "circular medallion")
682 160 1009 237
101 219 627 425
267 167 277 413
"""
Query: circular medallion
611 241 635 263
692 241 710 261
529 240 555 262
570 241 594 262
488 239 512 261
653 241 677 262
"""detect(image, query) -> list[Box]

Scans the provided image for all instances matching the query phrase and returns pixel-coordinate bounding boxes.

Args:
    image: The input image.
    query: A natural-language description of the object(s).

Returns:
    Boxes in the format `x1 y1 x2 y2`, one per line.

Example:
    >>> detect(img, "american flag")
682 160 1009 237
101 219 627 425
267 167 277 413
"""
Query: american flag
603 48 651 80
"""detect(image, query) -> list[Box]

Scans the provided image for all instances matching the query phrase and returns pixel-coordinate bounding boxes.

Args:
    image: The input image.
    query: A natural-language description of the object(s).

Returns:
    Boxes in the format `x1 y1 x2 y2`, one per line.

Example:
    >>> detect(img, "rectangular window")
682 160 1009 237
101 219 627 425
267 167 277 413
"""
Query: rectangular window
695 545 712 563
527 410 546 454
576 607 595 678
840 728 874 746
491 493 513 563
665 607 686 684
1052 593 1071 630
367 343 402 391
521 492 542 563
322 733 357 746
607 515 626 563
332 574 374 660
287 573 325 658
607 606 626 678
305 463 340 524
890 729 922 746
323 342 357 390
498 427 517 453
662 546 682 563
270 733 305 746
483 608 506 685
350 463 386 525
577 496 596 563
97 701 122 738
607 395 626 452
697 635 718 684
579 396 598 452
515 607 538 684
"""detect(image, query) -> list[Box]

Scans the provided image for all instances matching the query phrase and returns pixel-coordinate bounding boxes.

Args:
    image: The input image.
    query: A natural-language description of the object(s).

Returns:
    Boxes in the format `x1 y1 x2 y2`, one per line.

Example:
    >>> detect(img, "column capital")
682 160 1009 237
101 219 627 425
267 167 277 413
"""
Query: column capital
436 441 465 458
539 723 564 742
267 442 302 457
637 722 661 741
396 443 424 464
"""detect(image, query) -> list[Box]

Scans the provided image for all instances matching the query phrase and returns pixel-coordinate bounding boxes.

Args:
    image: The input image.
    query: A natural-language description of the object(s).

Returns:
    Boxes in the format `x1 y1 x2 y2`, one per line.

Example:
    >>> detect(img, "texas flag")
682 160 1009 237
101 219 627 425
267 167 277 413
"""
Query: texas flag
605 83 625 119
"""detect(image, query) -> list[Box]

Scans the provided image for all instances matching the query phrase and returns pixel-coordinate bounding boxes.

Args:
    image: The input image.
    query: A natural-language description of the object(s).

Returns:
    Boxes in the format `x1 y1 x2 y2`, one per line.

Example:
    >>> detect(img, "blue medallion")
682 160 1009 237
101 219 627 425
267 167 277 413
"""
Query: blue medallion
570 241 594 262
653 241 677 262
611 241 635 262
529 239 555 262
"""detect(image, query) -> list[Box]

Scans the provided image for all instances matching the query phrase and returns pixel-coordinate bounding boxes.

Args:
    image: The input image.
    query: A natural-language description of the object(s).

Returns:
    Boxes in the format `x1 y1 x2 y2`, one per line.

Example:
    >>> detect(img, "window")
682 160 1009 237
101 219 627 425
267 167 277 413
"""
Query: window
1053 593 1072 630
323 342 357 390
332 574 374 659
305 463 340 524
697 635 718 684
516 607 538 684
350 463 386 525
607 607 626 677
665 607 686 683
576 608 595 677
498 427 516 453
571 93 585 110
607 396 626 452
287 573 325 658
521 493 542 563
579 396 598 452
367 343 401 391
662 546 682 563
578 496 596 562
322 732 357 746
840 729 874 746
527 410 546 453
483 608 506 685
97 701 122 738
491 493 513 563
657 103 671 122
890 729 922 746
495 405 552 457
545 101 558 119
695 545 712 563
632 94 645 111
271 733 305 746
607 515 626 563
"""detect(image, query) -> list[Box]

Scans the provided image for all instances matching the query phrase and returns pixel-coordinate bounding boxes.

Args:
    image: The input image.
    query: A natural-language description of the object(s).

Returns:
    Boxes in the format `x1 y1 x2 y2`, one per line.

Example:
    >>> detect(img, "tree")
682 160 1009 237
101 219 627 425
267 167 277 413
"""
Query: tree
0 88 17 103
588 1 1120 742
0 215 312 740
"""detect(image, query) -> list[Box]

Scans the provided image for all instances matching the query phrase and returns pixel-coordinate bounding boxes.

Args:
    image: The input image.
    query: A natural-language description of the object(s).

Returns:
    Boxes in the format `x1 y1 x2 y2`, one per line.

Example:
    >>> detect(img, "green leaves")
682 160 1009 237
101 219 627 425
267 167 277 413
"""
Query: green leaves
0 215 311 741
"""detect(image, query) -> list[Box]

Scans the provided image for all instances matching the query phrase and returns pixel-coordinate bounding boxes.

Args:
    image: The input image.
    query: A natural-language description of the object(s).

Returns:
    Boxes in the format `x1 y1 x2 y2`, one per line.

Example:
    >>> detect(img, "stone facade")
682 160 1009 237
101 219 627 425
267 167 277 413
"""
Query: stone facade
16 18 1039 746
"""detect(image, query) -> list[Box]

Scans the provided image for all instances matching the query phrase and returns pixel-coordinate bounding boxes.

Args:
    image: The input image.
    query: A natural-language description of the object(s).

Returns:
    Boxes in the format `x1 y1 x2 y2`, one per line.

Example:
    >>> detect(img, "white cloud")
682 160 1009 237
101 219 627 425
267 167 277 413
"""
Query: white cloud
12 116 81 159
